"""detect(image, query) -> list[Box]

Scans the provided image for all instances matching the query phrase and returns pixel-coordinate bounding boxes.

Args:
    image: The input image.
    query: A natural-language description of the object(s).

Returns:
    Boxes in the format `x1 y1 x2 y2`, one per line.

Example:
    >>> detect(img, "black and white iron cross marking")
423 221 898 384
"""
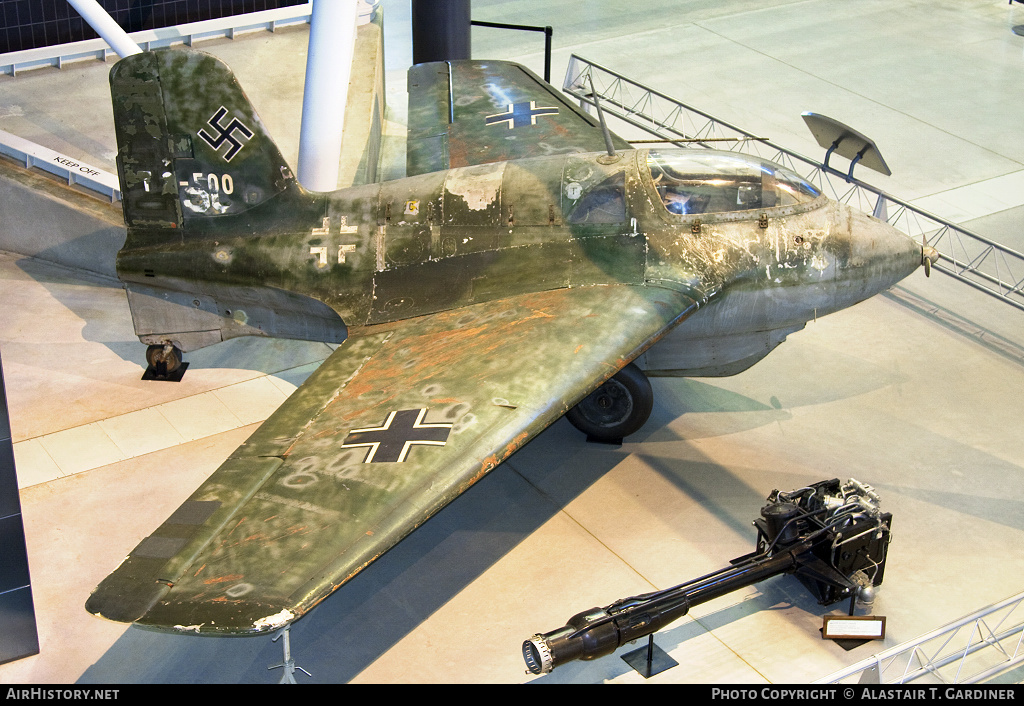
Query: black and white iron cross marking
484 101 559 129
197 106 254 162
339 408 453 463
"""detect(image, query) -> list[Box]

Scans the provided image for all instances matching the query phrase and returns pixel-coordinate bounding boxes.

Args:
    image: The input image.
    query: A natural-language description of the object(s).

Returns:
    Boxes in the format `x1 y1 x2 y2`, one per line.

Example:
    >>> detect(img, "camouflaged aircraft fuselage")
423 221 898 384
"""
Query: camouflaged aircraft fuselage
116 145 922 368
86 48 928 636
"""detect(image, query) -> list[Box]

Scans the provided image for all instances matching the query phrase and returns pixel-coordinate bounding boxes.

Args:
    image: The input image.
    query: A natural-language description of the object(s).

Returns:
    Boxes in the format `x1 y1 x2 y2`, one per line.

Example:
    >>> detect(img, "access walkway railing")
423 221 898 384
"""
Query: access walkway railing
562 55 1024 314
0 5 312 77
0 6 318 202
816 591 1024 684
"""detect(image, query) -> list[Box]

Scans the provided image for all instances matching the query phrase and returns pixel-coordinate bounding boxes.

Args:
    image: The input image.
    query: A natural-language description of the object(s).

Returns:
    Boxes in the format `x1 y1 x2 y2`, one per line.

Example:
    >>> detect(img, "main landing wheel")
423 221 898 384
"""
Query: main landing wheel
566 362 653 442
146 343 183 374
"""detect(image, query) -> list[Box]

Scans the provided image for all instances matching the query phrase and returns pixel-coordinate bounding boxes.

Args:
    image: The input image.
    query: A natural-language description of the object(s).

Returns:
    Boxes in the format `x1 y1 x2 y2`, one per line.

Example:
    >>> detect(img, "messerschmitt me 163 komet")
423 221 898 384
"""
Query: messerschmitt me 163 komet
84 48 934 636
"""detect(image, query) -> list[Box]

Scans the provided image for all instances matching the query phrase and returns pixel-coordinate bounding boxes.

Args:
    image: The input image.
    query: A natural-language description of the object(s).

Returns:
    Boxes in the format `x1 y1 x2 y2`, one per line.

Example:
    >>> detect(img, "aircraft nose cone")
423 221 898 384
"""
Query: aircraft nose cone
923 245 939 276
843 209 924 295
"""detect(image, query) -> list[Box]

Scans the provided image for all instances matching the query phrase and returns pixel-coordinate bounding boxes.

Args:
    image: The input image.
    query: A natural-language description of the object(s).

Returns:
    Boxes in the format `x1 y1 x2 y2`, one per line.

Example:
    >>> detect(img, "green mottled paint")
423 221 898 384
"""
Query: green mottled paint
86 49 924 635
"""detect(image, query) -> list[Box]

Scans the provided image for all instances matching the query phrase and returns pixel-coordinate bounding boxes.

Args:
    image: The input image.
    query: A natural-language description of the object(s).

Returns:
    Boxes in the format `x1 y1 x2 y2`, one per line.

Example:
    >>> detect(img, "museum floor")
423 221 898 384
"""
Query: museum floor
2 0 1024 685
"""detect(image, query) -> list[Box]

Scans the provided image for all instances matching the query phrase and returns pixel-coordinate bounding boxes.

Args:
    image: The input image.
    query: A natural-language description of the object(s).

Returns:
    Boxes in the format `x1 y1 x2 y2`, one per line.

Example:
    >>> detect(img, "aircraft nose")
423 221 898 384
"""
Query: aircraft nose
923 244 939 276
843 209 925 294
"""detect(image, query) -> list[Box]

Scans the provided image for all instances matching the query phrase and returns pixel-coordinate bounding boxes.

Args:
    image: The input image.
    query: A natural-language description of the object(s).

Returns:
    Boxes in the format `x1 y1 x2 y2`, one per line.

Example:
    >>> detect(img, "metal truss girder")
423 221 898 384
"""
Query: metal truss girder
816 591 1024 685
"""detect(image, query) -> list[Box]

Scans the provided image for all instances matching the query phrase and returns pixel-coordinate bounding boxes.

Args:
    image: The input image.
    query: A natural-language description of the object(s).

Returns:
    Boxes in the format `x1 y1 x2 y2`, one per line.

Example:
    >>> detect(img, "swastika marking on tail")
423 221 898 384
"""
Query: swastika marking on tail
198 106 254 162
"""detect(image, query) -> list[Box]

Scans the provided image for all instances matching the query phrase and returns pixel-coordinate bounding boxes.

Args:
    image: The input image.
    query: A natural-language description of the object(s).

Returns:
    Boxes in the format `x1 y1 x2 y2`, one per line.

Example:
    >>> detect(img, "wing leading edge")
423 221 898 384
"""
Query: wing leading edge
86 284 698 635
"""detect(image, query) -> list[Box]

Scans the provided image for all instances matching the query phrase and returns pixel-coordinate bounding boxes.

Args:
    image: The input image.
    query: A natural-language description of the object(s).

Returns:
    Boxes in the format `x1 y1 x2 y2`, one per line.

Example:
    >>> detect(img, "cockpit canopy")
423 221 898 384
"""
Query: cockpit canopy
647 150 820 216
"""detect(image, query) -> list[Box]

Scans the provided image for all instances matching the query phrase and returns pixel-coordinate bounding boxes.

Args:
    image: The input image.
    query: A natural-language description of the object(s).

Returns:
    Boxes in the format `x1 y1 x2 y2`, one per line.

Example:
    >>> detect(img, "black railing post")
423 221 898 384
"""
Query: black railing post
470 20 554 83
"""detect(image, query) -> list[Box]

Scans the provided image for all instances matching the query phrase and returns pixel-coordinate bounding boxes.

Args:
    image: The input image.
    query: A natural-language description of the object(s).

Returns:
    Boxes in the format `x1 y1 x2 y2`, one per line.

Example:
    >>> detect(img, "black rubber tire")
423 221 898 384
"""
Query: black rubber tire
146 344 183 373
565 363 654 442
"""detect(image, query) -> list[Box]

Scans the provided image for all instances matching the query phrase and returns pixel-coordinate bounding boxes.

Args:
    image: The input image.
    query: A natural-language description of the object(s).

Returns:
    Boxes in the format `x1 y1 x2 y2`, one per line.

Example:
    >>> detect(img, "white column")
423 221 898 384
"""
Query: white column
297 0 359 192
66 0 142 58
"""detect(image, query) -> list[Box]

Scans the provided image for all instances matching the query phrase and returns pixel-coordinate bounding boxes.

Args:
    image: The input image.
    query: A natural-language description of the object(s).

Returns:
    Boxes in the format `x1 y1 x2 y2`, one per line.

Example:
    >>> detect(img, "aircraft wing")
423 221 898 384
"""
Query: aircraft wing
86 284 698 635
407 60 632 176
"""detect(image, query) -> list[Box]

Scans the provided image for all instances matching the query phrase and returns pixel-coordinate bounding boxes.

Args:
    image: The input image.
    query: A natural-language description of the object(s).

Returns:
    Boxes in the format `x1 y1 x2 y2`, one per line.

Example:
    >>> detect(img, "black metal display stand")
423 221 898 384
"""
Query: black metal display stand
142 361 189 382
0 349 40 665
621 634 678 679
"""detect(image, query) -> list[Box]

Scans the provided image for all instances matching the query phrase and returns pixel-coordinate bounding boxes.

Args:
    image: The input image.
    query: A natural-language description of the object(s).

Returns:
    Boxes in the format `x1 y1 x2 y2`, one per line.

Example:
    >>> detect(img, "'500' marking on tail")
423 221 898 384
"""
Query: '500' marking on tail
190 173 234 194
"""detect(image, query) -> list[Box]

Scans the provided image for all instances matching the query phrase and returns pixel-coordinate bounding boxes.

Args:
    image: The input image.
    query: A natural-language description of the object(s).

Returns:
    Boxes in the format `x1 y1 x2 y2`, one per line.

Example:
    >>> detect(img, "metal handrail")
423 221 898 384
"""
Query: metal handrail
0 6 318 201
471 20 552 83
816 591 1024 684
0 4 312 76
562 55 1024 314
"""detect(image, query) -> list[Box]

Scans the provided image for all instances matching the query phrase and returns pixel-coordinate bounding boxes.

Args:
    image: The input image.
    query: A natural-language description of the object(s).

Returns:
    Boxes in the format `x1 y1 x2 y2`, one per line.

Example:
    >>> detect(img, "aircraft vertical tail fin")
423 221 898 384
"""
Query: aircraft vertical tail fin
108 49 345 355
109 48 315 240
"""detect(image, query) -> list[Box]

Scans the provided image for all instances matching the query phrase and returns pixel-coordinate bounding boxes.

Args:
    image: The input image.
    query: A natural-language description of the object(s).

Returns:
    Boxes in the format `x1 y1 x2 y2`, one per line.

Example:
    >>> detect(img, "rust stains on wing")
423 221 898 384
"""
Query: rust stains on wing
477 429 531 479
